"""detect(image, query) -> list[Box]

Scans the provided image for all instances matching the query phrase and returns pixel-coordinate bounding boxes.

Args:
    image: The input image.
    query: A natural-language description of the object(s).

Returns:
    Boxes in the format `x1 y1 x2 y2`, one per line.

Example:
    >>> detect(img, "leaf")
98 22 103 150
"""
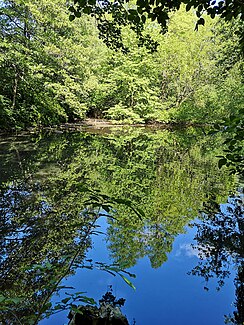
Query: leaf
61 297 71 304
198 4 203 11
57 286 75 290
134 15 140 24
198 17 205 26
83 6 92 14
77 185 92 193
218 158 227 169
0 295 6 303
121 270 136 278
119 274 136 290
79 297 96 305
105 266 120 273
128 9 138 16
11 298 23 304
73 291 87 296
136 207 145 218
112 198 131 205
186 3 192 11
69 15 76 21
32 264 44 270
69 6 75 13
71 307 83 314
40 302 52 313
130 207 143 220
54 304 63 310
112 197 143 219
102 205 111 213
45 262 52 269
75 11 82 18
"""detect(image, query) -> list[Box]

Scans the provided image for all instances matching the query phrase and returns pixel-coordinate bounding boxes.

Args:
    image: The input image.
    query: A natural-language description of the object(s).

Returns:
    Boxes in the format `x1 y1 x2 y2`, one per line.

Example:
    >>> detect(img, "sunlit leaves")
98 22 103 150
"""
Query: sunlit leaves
213 106 244 175
0 0 106 129
71 0 244 51
119 274 136 290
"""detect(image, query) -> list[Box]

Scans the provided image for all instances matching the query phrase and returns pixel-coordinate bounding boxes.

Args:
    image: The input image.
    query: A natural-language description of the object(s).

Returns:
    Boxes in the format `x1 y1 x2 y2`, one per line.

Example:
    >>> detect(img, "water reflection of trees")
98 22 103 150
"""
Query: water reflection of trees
104 129 235 269
0 128 237 323
0 178 98 324
190 194 243 325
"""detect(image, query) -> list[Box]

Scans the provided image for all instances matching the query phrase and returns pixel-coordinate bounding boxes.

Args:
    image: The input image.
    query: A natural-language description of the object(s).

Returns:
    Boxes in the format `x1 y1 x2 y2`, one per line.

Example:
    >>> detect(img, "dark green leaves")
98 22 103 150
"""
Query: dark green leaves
69 15 75 21
218 157 227 169
61 297 71 304
195 17 205 30
211 106 244 175
186 2 192 12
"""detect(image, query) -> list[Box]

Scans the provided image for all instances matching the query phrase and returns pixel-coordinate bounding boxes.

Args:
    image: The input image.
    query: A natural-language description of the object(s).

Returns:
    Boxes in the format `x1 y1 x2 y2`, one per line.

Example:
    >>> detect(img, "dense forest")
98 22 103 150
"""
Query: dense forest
0 2 243 322
0 0 243 129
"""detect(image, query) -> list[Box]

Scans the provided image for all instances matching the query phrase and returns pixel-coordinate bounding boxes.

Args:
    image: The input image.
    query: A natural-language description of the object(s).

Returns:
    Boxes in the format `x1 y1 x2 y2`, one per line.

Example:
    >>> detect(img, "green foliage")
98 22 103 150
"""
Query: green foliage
70 0 244 51
0 128 237 323
214 107 244 175
0 0 244 176
0 0 107 129
87 9 234 125
190 194 244 324
106 103 144 124
103 129 236 268
0 1 243 132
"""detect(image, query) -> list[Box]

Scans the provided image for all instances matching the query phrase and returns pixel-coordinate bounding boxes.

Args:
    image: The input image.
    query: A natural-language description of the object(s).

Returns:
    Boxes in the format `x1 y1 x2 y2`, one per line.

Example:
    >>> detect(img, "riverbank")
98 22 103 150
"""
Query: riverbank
0 118 210 136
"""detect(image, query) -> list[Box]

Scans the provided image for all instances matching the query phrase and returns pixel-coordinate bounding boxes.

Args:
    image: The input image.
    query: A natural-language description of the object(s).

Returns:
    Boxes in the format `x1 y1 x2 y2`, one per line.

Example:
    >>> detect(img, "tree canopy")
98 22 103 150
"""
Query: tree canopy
70 0 244 51
0 0 243 130
0 0 243 173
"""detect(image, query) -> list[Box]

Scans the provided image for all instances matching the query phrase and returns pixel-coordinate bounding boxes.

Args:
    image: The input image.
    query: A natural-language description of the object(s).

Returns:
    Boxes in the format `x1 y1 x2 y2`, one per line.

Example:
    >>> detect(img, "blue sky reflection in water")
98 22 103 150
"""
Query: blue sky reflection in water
41 217 236 325
1 130 241 325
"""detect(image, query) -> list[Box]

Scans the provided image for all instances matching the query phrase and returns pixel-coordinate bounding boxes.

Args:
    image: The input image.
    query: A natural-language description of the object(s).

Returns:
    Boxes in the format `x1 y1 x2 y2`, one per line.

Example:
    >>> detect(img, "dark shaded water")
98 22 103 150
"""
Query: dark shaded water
0 126 243 325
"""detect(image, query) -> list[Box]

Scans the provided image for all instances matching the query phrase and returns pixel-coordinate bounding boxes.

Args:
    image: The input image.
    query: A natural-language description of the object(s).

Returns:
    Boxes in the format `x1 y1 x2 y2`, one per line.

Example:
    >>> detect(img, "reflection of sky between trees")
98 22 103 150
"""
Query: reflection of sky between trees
40 198 239 325
0 131 240 324
3 188 40 246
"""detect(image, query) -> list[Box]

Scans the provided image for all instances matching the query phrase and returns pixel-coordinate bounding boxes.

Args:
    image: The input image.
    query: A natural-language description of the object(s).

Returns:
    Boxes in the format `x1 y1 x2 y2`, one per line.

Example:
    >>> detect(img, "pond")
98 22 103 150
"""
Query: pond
0 126 243 325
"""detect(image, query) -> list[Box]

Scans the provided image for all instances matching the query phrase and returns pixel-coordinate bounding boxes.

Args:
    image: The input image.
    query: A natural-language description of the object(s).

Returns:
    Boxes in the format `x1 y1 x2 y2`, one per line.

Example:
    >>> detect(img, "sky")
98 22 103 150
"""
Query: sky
40 218 236 325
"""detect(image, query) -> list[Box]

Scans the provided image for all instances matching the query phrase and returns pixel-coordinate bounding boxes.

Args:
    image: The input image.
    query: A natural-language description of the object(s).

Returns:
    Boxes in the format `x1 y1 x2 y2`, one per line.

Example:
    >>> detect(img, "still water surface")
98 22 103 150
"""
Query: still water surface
0 126 243 325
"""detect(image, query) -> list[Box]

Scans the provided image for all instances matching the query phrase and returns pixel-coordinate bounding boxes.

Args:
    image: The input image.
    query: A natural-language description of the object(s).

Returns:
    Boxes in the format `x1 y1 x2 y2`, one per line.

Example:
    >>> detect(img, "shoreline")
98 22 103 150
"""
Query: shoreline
0 118 209 136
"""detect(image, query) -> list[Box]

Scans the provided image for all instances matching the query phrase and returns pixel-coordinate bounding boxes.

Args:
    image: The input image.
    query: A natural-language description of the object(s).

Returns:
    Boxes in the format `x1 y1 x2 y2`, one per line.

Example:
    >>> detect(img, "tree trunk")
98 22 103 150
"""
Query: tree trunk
12 66 19 111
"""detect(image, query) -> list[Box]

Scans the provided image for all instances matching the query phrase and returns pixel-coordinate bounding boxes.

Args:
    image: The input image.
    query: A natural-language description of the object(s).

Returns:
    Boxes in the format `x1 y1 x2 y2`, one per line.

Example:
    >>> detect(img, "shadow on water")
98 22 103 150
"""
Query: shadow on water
0 127 242 324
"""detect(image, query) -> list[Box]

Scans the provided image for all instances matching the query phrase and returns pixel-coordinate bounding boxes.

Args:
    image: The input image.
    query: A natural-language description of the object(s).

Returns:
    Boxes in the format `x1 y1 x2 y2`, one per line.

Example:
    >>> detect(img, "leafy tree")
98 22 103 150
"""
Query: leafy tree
103 129 236 268
68 0 243 176
1 0 243 136
0 0 107 129
89 8 225 124
70 0 244 52
206 18 244 175
189 194 244 324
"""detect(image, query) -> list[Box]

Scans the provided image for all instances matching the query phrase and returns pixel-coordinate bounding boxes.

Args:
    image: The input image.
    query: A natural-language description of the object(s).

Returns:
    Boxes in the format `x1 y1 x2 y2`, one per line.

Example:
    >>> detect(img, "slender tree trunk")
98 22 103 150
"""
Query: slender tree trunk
11 6 29 111
12 66 19 111
161 70 168 100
